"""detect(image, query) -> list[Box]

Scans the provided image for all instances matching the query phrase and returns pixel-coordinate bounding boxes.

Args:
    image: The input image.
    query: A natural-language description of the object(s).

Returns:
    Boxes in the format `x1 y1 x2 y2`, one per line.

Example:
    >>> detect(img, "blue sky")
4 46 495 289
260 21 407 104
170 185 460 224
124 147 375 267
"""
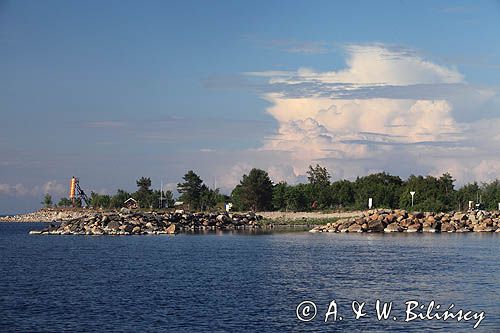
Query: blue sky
1 0 500 213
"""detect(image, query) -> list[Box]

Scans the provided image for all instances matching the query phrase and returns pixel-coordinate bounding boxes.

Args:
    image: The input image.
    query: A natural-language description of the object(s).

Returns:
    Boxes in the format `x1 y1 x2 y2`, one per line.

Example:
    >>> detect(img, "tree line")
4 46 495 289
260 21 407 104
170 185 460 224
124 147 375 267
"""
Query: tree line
263 165 499 212
51 173 227 210
45 164 500 212
51 177 176 210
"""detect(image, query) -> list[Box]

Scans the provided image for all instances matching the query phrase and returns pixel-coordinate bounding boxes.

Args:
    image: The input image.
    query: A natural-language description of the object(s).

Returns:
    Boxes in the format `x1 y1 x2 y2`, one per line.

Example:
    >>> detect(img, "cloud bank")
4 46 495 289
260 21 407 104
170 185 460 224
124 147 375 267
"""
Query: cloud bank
0 181 66 197
238 44 500 186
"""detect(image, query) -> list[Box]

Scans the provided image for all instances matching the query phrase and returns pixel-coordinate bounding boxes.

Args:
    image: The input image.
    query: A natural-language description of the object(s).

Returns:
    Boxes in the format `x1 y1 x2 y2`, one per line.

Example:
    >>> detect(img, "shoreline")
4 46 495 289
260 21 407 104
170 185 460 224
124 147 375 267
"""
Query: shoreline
0 208 89 223
310 209 500 233
3 208 500 235
0 208 362 223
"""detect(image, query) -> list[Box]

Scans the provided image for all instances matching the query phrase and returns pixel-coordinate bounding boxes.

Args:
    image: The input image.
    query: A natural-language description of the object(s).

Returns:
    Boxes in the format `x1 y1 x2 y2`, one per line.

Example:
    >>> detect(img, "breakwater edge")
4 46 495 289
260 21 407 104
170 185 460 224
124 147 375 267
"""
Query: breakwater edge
2 208 500 235
26 209 270 235
310 209 500 233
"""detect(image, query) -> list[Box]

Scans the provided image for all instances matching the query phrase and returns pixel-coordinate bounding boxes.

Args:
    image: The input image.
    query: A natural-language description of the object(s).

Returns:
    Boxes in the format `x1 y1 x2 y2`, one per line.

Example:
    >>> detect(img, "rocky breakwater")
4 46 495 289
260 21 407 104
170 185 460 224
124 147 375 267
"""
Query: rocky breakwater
0 208 88 223
29 209 265 235
309 209 500 233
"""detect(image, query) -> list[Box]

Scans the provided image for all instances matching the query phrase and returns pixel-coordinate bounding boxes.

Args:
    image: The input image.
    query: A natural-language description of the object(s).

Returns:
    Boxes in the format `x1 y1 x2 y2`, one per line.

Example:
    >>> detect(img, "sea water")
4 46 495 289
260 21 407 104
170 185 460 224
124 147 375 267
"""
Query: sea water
0 223 498 332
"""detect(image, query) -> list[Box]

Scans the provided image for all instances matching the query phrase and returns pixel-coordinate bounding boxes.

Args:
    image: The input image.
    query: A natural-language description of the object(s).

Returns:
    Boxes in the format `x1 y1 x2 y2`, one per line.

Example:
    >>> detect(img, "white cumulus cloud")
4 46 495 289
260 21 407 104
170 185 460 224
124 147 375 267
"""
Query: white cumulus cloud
245 43 500 184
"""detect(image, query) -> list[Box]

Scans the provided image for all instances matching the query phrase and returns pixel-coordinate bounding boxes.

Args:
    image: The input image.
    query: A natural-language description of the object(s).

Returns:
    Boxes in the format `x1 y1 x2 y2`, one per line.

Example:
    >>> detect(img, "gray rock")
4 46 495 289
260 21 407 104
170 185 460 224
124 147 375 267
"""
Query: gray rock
384 223 402 233
367 219 385 232
348 224 363 232
441 222 456 232
406 223 422 232
107 220 121 230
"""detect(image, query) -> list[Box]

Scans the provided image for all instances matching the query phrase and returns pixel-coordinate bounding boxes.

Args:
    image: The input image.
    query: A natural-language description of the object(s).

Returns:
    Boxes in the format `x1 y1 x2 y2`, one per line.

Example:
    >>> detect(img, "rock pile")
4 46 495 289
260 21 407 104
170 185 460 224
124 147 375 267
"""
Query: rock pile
0 209 87 223
309 209 500 233
29 209 265 235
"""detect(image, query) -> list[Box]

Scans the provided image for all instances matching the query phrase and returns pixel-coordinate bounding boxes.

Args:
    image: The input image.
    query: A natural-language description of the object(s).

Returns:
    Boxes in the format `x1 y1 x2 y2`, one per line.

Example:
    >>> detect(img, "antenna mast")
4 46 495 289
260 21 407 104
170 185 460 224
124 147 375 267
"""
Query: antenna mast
160 179 163 209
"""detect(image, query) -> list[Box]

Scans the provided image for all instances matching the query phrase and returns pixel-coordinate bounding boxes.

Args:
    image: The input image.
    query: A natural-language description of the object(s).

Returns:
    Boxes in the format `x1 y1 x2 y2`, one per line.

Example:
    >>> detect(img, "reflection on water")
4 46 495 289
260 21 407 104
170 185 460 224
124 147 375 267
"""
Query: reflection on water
0 223 498 332
182 225 312 235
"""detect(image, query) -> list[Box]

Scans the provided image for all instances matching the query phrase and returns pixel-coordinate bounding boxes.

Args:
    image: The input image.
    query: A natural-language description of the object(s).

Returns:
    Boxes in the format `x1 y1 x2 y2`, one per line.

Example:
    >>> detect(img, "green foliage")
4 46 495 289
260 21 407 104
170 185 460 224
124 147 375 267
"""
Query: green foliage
230 185 245 211
151 189 175 209
305 164 333 209
455 182 480 211
439 172 455 209
102 180 176 210
398 173 456 212
110 189 131 209
177 170 205 210
41 193 53 208
353 172 402 209
284 184 309 211
330 180 355 208
136 177 152 192
216 193 231 208
52 170 500 213
270 182 310 211
307 164 331 185
480 180 500 211
232 168 273 211
133 177 154 208
176 170 219 211
74 197 82 208
57 197 73 207
199 186 225 211
89 192 111 209
272 182 288 211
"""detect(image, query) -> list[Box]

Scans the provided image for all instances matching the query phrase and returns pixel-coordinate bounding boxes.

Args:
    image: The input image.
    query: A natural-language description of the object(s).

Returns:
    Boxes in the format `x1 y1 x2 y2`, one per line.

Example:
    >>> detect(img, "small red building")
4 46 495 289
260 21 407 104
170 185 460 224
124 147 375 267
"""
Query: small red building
123 197 138 209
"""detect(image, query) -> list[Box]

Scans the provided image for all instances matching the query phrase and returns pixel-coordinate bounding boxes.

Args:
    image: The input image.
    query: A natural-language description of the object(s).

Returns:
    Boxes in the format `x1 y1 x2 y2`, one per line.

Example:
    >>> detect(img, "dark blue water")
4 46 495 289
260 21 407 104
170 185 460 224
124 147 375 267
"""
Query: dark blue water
1 223 499 332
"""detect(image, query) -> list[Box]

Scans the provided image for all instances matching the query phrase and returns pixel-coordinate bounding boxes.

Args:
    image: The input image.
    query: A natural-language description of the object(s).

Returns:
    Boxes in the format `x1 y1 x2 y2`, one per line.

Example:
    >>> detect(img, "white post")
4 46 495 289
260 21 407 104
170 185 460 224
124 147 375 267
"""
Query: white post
410 191 415 208
368 198 373 209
